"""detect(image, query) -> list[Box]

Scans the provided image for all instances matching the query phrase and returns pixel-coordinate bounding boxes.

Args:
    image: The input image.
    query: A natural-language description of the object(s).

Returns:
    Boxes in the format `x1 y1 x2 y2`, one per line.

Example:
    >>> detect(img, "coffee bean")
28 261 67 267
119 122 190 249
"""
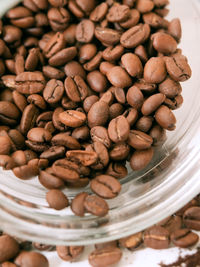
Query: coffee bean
0 101 20 126
95 27 121 46
90 175 121 199
110 142 130 161
95 241 118 250
14 251 49 267
159 77 182 98
84 51 103 72
103 45 124 62
107 4 130 23
0 136 11 155
121 53 143 78
106 161 128 179
168 18 182 42
76 20 95 43
0 155 16 170
87 71 108 93
47 7 70 31
171 229 199 248
90 3 108 22
0 235 19 263
25 48 39 71
141 93 166 115
128 130 153 150
43 32 65 59
100 91 115 106
56 246 84 261
52 159 80 182
89 247 122 267
83 95 99 113
59 110 86 128
144 226 170 249
123 108 138 126
27 94 46 110
49 47 77 67
48 0 67 7
150 124 166 146
144 57 167 83
107 66 132 88
84 195 109 217
8 129 25 150
39 168 65 189
33 243 54 251
40 146 65 161
155 105 176 130
120 9 140 29
46 189 69 210
43 65 65 80
90 126 111 148
130 147 154 171
134 45 148 63
157 215 182 234
120 24 150 48
64 61 86 79
65 76 88 103
66 150 98 167
88 101 109 128
79 44 97 63
136 0 154 13
165 54 192 82
143 12 168 29
15 71 46 94
100 62 115 75
52 133 81 150
43 79 64 104
52 107 68 131
119 232 143 250
183 206 200 231
126 86 144 110
152 32 177 54
1 262 17 267
108 116 130 143
71 192 89 216
6 7 35 29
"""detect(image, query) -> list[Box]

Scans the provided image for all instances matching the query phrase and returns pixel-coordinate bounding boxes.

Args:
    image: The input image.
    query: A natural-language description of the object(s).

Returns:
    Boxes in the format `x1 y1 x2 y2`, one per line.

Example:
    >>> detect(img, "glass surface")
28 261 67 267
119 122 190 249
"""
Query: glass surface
0 0 200 246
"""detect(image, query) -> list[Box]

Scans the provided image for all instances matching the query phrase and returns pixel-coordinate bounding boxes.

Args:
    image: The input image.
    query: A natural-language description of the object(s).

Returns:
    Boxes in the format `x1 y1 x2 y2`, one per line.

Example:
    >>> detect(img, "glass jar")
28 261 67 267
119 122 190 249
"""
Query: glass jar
0 0 200 246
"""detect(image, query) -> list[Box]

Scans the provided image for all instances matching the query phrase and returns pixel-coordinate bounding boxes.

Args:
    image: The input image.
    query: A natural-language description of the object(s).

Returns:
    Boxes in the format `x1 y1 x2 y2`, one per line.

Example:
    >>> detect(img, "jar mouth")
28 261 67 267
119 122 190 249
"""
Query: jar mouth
0 0 200 246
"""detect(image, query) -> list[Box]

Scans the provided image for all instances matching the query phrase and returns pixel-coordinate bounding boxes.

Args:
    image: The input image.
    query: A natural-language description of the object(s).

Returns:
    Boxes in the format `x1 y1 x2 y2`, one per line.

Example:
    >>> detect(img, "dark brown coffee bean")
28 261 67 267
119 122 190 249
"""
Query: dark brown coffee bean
90 126 111 148
84 195 109 217
15 71 46 94
64 61 86 79
13 164 39 180
88 101 109 128
144 57 167 83
155 105 176 131
171 229 199 248
71 192 89 216
108 116 130 143
48 7 70 31
27 94 46 110
46 189 69 210
52 159 80 182
76 20 95 43
52 107 68 131
168 18 182 42
43 66 65 80
43 32 65 59
144 226 169 249
107 66 132 88
59 110 86 128
119 232 143 250
128 130 153 150
120 24 150 48
165 54 192 82
141 93 166 115
150 124 166 146
0 235 19 263
159 77 182 98
121 53 143 78
126 86 144 110
14 251 49 267
183 206 200 231
0 136 11 155
130 147 154 171
39 168 65 189
65 76 88 103
0 101 20 126
90 175 121 199
56 245 84 261
95 27 121 46
89 247 122 267
106 162 128 179
43 79 64 104
49 47 77 67
87 71 108 93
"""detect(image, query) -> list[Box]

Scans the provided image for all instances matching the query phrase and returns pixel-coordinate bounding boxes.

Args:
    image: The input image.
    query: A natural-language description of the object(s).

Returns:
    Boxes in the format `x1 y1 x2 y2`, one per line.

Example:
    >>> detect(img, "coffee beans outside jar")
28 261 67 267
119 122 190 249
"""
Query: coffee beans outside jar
0 0 194 266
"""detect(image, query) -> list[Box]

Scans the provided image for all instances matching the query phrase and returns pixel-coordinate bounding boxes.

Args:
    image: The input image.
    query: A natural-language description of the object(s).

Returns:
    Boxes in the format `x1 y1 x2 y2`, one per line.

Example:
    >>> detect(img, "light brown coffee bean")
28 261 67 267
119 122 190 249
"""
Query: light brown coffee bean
76 20 95 43
159 77 182 98
66 150 98 167
46 189 69 210
108 115 130 143
0 101 20 126
95 27 121 46
130 147 154 171
106 162 128 179
152 32 177 54
171 229 199 248
150 124 166 146
43 79 64 104
126 86 144 110
39 169 65 189
71 192 89 217
13 164 39 180
119 232 143 250
128 130 153 150
87 71 108 93
0 136 11 155
84 195 109 217
59 110 86 128
52 159 80 182
90 126 111 148
110 142 130 161
155 105 176 131
88 101 109 128
141 93 166 115
49 47 77 67
107 66 132 88
183 206 200 231
14 251 49 267
121 53 143 78
107 4 130 23
136 0 154 13
90 3 108 22
0 235 19 263
144 57 167 83
144 226 170 249
136 116 153 132
168 18 182 42
56 246 84 262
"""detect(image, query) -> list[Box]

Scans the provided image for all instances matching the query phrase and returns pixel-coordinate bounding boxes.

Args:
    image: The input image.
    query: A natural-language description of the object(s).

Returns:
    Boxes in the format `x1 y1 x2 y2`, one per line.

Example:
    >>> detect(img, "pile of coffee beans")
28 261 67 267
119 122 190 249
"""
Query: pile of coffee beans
0 194 200 266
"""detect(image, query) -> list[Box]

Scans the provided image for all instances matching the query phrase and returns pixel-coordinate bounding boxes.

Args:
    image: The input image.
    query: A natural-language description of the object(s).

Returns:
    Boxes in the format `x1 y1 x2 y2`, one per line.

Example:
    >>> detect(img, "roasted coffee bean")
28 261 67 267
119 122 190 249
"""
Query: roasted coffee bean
144 57 167 83
120 24 150 48
65 76 88 103
66 150 98 167
49 47 77 67
15 54 25 75
88 101 109 128
144 226 170 249
48 0 67 7
165 54 192 82
79 44 97 63
159 77 182 98
90 175 121 199
123 108 138 126
40 146 65 161
141 93 166 115
48 7 70 31
171 229 199 248
90 126 111 148
121 53 143 78
0 101 20 126
155 105 176 130
33 243 54 251
8 129 25 150
120 9 140 29
64 61 86 79
25 48 39 71
13 164 39 179
153 0 169 7
100 91 115 106
134 45 148 63
126 86 144 110
46 189 69 210
157 215 182 234
52 133 81 149
106 162 128 179
36 111 53 127
59 110 86 128
183 206 200 231
119 232 143 250
76 20 95 43
15 72 46 94
39 168 65 189
28 158 48 170
56 246 84 261
130 147 154 171
72 126 89 141
128 130 153 150
87 71 108 93
84 195 109 217
168 18 182 42
83 95 99 113
27 94 46 110
43 66 65 80
136 116 153 132
108 116 130 143
52 107 68 131
14 251 49 267
136 0 154 13
52 158 80 181
0 136 11 155
0 155 16 170
107 66 132 88
110 142 130 161
103 45 124 62
71 192 89 216
84 51 103 72
3 25 22 47
152 32 177 54
0 235 19 263
90 3 108 22
143 12 168 29
43 32 65 59
89 247 122 267
43 79 64 104
1 262 17 267
95 27 121 46
150 124 166 146
107 4 130 22
95 241 118 250
100 62 115 75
